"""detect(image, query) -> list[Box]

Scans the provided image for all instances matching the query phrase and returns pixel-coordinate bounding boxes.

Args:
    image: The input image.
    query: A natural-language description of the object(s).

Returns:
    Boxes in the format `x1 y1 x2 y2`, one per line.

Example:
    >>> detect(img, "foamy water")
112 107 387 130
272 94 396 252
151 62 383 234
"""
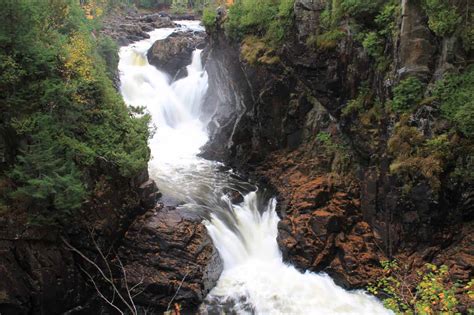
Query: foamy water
118 20 391 315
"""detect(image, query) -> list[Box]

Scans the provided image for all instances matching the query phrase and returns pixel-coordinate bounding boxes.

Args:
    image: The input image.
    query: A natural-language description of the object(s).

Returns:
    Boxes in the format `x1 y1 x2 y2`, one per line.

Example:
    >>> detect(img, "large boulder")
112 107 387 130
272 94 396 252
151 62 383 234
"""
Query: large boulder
147 31 206 80
117 205 222 312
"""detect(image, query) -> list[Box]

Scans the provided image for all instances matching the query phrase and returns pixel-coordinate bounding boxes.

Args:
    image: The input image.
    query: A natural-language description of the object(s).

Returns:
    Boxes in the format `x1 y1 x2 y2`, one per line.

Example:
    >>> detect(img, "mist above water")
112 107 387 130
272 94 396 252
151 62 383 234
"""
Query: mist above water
118 20 391 315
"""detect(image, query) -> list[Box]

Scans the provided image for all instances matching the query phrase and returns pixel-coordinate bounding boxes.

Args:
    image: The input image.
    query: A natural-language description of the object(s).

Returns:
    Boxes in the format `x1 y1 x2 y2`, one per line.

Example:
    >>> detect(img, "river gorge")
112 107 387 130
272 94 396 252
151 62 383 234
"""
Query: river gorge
119 20 390 314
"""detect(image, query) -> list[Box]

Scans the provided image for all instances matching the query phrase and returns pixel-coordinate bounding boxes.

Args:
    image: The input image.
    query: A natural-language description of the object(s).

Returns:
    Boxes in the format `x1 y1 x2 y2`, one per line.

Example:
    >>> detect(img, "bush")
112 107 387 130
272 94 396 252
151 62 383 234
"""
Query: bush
368 261 463 314
202 7 217 28
421 0 461 37
97 34 119 80
362 31 383 58
433 66 474 138
307 29 346 50
0 1 150 223
225 0 294 45
391 77 425 112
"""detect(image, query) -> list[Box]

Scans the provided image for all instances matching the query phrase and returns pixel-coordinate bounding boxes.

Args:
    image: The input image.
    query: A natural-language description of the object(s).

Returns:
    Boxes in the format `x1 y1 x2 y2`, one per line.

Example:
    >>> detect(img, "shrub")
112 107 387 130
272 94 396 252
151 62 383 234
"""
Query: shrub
374 1 401 37
392 77 425 112
433 66 474 138
368 261 462 314
421 0 461 37
225 0 294 45
0 1 150 223
341 86 370 118
96 34 119 80
308 29 346 50
240 36 280 65
362 31 383 58
202 7 217 29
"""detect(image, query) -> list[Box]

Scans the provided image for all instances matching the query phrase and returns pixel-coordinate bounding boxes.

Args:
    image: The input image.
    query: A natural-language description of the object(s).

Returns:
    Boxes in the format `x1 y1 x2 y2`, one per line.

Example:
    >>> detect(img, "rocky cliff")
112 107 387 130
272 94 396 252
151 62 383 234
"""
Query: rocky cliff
201 0 473 306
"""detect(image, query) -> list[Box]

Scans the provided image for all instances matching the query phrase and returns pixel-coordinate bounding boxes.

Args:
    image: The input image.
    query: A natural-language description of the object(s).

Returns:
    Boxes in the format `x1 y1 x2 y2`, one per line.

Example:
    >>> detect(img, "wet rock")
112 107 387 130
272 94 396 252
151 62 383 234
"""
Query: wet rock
117 205 222 312
398 0 435 80
0 226 89 314
147 30 206 80
294 0 325 40
100 11 175 47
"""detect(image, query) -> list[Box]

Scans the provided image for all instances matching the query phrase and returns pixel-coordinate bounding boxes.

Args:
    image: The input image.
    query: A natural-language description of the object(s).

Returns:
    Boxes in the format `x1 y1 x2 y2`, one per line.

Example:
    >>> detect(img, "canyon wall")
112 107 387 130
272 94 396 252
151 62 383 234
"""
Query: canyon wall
201 0 473 300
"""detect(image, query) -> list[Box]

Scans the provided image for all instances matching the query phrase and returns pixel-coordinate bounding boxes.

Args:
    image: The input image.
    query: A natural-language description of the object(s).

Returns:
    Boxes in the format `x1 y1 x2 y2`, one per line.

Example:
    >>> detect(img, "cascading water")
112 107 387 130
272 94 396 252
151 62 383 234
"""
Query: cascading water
118 21 391 314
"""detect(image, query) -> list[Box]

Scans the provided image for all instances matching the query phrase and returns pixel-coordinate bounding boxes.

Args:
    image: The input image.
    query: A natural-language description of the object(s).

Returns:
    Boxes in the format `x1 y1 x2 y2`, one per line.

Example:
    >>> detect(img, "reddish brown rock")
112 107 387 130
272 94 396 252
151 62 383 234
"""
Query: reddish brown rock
117 205 222 312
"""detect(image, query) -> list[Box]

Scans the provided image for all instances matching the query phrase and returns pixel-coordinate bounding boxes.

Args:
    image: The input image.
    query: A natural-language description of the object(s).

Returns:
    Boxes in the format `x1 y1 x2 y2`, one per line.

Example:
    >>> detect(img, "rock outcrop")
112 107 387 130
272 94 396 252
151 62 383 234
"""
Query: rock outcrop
148 30 206 80
201 0 473 298
101 9 175 46
117 205 222 312
0 169 160 314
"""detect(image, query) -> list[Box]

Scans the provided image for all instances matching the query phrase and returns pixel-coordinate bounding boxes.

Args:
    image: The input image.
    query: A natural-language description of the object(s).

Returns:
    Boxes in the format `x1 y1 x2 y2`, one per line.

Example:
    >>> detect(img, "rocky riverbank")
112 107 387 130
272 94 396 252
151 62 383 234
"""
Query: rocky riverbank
200 0 473 309
0 11 216 314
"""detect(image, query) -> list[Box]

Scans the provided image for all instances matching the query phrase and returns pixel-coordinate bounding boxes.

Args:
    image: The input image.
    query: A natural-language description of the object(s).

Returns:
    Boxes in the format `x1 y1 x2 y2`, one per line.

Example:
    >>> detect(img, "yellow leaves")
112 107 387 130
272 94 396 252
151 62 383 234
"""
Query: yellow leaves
81 0 105 20
64 32 94 82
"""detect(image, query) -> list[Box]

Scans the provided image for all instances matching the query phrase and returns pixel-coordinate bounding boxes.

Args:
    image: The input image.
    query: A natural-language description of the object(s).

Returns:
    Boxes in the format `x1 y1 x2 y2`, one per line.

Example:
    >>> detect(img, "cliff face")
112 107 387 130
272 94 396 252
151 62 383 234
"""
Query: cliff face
202 0 473 294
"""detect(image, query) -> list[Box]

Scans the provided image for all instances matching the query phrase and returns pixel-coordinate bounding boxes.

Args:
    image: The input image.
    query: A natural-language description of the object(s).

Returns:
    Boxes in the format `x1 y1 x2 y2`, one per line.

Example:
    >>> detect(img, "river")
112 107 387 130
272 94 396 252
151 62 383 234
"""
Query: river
118 20 391 315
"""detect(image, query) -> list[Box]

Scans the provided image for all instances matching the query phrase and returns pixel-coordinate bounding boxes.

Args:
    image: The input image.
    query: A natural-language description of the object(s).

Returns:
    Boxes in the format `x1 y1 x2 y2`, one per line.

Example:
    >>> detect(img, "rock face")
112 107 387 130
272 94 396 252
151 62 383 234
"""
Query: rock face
117 205 222 312
101 9 175 46
202 0 473 296
398 0 435 79
0 169 160 314
147 30 206 80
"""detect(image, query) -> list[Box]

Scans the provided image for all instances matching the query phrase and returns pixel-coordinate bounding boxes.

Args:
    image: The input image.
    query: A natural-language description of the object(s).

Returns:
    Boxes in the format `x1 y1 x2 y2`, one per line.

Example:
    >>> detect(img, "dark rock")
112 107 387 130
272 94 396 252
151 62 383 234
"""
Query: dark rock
117 205 223 312
398 0 435 80
147 30 206 79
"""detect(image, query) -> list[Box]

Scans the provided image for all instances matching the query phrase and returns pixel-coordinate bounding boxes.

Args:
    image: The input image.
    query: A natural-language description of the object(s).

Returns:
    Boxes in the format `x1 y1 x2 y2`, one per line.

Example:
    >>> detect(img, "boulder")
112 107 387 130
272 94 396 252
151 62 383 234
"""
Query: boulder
117 205 222 312
147 31 206 80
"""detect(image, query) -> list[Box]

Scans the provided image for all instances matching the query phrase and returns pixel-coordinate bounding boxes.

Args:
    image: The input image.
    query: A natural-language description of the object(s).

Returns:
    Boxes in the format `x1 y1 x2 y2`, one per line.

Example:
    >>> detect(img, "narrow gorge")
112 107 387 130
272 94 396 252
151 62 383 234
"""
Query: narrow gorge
0 0 472 314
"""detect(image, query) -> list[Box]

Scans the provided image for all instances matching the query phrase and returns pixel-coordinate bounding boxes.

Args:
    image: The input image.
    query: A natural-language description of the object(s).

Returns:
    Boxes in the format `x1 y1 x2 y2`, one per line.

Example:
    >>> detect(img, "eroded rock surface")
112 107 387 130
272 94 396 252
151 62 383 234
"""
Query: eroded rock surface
101 9 175 46
147 30 206 80
118 205 222 312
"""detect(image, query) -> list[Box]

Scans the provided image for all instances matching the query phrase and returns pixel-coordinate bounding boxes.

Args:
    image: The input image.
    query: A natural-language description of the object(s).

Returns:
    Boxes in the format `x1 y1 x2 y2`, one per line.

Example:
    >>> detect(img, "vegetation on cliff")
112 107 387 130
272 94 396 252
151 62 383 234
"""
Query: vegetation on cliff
0 0 150 224
203 0 473 312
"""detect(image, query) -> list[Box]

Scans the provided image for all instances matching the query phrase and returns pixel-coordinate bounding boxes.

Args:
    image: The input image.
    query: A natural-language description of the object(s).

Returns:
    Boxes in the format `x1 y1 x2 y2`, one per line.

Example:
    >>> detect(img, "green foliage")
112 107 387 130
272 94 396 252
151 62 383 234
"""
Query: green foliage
339 0 382 19
225 0 294 45
461 13 474 52
421 0 461 37
316 131 351 171
96 34 119 80
374 2 401 37
362 32 383 58
368 261 463 314
433 66 474 138
0 1 150 223
387 119 453 193
202 7 217 28
9 115 86 214
391 77 425 113
341 86 370 117
240 36 280 65
307 29 346 50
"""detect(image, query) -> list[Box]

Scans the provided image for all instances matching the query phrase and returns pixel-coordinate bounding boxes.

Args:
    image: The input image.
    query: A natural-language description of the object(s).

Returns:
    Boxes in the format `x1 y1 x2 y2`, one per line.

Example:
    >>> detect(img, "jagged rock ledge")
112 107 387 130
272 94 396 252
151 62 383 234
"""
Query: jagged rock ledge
117 205 222 312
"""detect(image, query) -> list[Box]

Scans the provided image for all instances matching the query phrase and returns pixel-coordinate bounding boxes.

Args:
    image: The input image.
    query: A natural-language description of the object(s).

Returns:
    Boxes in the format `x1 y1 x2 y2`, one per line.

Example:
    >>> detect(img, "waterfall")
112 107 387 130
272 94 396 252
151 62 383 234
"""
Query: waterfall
118 21 391 314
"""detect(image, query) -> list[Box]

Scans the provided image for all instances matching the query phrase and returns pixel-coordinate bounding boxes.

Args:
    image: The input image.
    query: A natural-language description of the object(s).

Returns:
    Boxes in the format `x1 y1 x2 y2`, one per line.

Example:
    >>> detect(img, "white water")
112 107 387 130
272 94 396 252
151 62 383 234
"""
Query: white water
118 21 391 314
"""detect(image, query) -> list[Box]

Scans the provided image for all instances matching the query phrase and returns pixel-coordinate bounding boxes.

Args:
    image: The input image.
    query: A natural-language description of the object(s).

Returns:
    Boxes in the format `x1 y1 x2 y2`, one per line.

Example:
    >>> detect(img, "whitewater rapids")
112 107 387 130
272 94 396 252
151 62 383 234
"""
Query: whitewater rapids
118 20 391 315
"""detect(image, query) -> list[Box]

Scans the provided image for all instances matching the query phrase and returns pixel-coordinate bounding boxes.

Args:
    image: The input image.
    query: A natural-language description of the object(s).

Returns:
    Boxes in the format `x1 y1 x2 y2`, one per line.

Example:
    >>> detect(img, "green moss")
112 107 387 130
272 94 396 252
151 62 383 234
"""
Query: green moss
240 36 280 65
225 0 295 45
341 86 370 118
308 29 346 50
391 77 425 113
